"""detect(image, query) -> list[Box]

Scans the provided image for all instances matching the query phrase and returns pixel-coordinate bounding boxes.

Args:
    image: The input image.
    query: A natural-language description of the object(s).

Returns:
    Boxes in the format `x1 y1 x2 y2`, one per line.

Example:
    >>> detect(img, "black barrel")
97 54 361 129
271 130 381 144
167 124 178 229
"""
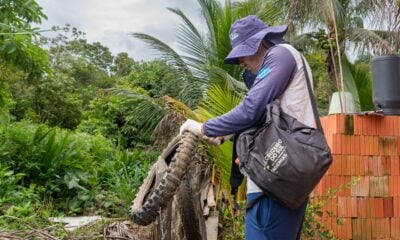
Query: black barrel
371 55 400 115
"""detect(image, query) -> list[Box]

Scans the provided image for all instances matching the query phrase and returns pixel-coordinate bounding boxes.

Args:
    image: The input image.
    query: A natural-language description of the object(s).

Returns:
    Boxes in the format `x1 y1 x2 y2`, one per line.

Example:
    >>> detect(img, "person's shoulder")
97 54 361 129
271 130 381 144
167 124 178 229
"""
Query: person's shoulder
268 44 295 55
265 44 296 63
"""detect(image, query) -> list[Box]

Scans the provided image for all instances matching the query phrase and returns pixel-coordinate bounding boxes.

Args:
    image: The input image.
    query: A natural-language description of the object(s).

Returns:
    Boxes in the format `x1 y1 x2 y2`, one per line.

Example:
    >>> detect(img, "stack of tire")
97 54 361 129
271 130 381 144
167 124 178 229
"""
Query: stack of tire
129 132 199 226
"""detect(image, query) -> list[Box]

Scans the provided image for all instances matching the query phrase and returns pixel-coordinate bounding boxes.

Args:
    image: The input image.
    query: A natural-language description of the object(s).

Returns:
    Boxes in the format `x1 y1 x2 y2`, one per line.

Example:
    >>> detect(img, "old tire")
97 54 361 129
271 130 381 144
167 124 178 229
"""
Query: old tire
129 131 199 226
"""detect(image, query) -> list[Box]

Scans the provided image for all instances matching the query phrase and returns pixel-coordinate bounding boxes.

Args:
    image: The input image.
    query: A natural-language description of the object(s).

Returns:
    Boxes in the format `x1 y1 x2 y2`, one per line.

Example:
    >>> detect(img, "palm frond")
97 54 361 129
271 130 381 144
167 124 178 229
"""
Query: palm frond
341 55 361 112
207 143 234 193
197 0 224 51
289 31 317 53
361 0 399 31
131 33 192 79
206 66 247 94
234 0 284 24
107 88 163 110
347 60 374 111
348 28 396 54
196 84 243 121
168 8 209 77
107 88 166 134
178 80 207 108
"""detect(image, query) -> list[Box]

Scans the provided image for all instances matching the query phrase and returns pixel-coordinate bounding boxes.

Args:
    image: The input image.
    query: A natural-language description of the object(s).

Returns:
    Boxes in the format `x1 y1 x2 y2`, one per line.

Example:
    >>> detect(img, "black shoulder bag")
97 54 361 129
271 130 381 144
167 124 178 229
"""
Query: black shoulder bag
236 57 333 209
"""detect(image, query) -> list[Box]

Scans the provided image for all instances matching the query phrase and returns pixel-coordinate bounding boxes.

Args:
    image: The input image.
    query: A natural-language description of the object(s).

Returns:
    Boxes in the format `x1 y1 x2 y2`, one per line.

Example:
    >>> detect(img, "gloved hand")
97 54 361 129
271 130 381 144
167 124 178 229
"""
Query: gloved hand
180 119 233 145
179 119 204 136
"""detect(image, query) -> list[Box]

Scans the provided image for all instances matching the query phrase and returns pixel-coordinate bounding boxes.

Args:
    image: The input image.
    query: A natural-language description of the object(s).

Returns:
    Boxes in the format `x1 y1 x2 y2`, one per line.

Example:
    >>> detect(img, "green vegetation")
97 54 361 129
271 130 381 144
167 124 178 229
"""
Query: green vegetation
1 0 399 238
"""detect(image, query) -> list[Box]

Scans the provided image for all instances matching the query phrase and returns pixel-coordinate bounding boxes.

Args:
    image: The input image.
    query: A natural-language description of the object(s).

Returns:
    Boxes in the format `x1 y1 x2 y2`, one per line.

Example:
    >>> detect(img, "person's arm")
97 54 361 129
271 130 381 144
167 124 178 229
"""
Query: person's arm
203 46 297 137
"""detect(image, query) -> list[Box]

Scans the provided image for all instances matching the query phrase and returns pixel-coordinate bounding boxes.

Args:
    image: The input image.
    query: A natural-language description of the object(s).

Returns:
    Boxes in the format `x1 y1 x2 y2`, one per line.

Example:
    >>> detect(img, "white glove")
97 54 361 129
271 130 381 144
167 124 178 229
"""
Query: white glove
179 119 204 136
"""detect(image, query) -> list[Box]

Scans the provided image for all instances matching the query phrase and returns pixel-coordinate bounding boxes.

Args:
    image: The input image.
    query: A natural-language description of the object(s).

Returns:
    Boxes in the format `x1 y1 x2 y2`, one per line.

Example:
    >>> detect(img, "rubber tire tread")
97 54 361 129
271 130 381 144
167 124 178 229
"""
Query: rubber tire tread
129 132 198 226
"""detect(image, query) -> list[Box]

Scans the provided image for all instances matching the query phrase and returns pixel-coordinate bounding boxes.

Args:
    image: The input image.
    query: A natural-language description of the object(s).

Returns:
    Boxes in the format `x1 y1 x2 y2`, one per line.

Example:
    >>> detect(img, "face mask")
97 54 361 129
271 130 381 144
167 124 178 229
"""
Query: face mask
242 70 257 89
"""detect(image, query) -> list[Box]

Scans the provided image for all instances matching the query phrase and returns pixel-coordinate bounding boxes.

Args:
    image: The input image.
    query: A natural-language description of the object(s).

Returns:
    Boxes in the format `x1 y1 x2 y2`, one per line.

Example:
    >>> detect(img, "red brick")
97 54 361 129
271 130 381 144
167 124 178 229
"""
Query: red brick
359 135 365 155
378 136 397 156
383 197 393 217
364 116 373 136
357 198 367 218
349 156 356 176
371 218 390 239
332 134 341 154
354 136 361 156
397 199 400 217
330 155 340 175
398 137 400 155
391 217 400 238
352 218 373 240
370 156 390 176
394 197 400 216
341 135 349 155
354 155 361 176
342 155 349 175
338 197 357 218
333 217 352 239
366 198 374 218
373 136 380 155
362 116 369 136
360 156 370 175
375 116 385 136
351 197 358 218
352 217 362 240
373 198 384 218
353 115 362 135
366 136 372 155
338 114 346 134
351 176 369 197
338 197 348 217
386 117 395 136
337 155 343 175
368 156 374 175
371 116 378 136
382 156 391 175
391 156 400 176
389 176 395 196
394 117 400 136
369 176 389 197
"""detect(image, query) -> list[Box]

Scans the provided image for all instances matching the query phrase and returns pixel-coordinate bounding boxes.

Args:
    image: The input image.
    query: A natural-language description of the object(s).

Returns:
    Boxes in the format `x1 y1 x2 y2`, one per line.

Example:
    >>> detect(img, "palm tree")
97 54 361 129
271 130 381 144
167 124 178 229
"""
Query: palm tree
115 0 284 188
278 0 400 111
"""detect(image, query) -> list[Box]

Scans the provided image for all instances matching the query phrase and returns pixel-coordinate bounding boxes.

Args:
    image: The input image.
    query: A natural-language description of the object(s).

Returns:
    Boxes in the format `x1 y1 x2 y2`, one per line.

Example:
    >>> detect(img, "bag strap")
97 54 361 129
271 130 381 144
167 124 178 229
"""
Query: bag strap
300 57 324 134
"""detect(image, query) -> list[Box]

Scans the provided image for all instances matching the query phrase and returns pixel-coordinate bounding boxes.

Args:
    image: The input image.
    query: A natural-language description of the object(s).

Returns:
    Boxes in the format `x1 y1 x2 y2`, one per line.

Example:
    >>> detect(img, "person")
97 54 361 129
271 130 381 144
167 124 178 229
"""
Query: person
180 15 316 240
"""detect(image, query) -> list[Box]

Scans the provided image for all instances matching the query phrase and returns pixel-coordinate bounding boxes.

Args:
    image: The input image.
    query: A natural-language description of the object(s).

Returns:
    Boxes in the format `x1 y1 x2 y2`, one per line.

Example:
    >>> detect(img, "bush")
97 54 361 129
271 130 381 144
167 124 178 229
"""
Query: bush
0 121 158 218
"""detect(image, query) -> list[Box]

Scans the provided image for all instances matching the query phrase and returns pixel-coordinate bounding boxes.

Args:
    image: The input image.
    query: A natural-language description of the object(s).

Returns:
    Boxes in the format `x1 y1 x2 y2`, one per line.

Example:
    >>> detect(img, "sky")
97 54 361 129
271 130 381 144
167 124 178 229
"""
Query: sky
36 0 210 61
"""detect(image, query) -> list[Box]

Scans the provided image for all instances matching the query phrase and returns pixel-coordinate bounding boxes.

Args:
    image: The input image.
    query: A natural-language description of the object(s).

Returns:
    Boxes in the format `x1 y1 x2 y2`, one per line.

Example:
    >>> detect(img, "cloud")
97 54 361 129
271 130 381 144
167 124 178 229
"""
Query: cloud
36 0 208 61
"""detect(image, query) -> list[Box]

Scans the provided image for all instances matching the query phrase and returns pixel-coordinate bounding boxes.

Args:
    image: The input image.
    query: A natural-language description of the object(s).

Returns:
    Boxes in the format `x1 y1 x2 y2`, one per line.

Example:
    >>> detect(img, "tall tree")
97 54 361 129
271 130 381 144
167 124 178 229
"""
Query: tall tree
111 52 135 77
0 0 49 116
8 26 114 129
279 0 399 110
0 0 49 78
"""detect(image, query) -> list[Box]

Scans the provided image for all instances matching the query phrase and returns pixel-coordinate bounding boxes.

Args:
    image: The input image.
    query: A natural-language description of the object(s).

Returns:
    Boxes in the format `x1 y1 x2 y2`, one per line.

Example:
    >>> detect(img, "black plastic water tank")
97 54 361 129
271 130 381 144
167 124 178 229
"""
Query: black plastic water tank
371 55 400 115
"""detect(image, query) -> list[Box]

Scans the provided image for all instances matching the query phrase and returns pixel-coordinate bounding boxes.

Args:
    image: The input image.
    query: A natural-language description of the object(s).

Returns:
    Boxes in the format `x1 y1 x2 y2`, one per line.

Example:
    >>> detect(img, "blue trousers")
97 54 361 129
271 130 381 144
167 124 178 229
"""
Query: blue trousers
245 193 308 240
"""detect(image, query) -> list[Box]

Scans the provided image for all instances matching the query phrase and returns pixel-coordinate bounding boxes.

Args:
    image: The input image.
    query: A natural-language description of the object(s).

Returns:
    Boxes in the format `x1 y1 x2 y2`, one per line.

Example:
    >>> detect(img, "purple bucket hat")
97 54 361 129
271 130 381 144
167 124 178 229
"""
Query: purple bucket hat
224 15 288 64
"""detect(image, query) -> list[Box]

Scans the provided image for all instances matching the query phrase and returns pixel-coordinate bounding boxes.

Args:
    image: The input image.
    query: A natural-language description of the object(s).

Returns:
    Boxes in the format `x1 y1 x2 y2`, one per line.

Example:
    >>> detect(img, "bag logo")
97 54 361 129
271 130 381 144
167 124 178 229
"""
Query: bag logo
264 139 287 173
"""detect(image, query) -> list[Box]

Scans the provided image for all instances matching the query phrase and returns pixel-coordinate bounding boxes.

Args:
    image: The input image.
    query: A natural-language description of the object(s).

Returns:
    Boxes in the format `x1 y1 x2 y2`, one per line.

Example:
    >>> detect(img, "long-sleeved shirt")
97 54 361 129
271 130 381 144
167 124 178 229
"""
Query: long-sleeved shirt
203 45 297 137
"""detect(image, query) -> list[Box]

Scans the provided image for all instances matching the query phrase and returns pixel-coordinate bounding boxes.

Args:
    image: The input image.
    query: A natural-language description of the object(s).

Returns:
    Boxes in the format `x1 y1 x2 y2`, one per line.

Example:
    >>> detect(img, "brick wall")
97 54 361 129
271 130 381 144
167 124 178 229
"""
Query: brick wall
313 114 400 239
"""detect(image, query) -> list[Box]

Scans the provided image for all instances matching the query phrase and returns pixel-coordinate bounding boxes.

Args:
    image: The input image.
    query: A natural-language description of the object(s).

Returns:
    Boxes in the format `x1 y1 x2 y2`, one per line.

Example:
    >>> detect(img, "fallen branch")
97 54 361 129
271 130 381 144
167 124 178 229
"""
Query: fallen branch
0 233 24 240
